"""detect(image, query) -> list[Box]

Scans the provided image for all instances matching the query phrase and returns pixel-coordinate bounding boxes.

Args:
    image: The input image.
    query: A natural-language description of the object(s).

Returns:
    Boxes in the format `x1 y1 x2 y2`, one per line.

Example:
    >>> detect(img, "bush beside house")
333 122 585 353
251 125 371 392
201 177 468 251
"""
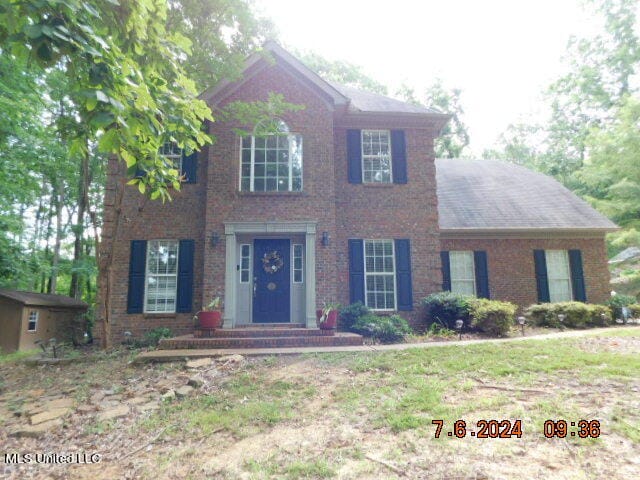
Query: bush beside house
422 293 517 337
524 302 612 328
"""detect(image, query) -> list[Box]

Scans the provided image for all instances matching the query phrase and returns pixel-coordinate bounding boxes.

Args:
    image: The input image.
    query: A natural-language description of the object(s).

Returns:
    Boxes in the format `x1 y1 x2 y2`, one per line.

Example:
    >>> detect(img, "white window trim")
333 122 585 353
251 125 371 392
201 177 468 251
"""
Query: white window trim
449 251 477 296
545 249 573 303
240 244 252 284
161 142 183 174
143 240 180 314
361 129 393 184
238 133 303 192
363 239 397 311
27 310 38 332
292 243 304 284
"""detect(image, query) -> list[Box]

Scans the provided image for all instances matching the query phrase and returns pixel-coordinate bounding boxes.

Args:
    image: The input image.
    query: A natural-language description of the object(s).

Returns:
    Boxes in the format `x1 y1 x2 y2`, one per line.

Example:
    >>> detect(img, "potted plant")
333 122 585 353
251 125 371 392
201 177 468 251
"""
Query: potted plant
197 297 223 329
316 302 340 330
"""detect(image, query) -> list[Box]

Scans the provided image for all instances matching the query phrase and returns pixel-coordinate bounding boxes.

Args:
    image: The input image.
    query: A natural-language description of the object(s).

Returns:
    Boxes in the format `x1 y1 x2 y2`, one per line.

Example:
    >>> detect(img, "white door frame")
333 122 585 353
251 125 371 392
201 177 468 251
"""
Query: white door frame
224 221 317 328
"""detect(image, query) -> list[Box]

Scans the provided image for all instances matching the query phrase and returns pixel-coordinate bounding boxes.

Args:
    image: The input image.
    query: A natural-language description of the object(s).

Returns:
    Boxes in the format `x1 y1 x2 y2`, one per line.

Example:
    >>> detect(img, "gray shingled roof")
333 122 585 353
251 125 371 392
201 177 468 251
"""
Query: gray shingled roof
328 81 443 115
436 159 618 231
0 289 88 309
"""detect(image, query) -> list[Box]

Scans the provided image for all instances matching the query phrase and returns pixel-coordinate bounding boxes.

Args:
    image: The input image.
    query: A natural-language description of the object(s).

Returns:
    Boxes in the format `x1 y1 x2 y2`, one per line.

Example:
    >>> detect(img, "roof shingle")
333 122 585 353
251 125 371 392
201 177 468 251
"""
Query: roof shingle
436 159 618 231
0 289 88 309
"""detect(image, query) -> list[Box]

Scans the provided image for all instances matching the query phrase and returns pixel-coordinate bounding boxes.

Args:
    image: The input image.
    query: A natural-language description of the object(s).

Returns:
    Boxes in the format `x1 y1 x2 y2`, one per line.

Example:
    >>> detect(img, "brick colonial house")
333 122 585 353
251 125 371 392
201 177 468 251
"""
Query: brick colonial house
95 42 616 345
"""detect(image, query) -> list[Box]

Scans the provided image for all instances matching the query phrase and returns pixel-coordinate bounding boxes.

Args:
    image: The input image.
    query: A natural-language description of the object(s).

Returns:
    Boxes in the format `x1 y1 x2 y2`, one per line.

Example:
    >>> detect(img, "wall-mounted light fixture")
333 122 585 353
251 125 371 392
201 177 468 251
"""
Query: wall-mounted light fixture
321 231 330 247
211 232 220 247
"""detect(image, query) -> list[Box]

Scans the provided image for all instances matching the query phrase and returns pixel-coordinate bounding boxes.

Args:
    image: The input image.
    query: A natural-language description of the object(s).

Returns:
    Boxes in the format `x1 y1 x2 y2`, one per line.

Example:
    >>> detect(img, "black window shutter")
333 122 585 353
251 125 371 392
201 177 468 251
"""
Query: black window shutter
440 251 451 291
348 239 365 304
533 250 550 302
127 240 147 314
391 130 407 184
347 129 362 184
182 151 198 184
568 249 587 302
474 251 490 299
395 239 413 310
176 239 195 313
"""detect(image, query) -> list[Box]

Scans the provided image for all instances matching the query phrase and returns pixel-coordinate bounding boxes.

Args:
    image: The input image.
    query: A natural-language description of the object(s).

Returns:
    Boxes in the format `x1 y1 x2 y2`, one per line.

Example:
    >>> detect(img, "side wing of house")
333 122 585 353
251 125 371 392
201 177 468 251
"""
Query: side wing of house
436 159 617 306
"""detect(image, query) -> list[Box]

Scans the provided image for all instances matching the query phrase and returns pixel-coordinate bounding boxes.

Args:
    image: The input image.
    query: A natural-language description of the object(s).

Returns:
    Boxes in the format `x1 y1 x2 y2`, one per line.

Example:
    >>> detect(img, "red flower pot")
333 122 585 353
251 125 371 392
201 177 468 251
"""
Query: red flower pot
316 309 338 330
198 310 223 329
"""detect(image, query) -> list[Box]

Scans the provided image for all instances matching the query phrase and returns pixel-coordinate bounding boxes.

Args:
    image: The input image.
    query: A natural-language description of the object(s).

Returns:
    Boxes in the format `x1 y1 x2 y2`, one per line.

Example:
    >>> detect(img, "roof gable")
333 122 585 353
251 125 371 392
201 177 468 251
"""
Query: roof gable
202 41 349 108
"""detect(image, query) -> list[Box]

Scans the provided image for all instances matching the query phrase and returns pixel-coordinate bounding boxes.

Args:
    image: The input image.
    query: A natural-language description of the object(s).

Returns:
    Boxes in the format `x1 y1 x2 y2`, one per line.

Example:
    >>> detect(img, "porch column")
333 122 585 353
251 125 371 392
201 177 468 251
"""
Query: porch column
223 231 236 328
305 228 317 328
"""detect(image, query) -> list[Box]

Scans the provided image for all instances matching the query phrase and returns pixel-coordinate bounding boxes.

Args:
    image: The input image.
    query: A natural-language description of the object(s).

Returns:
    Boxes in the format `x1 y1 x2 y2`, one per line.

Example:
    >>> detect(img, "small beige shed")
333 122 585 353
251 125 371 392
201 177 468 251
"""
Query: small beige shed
0 289 88 353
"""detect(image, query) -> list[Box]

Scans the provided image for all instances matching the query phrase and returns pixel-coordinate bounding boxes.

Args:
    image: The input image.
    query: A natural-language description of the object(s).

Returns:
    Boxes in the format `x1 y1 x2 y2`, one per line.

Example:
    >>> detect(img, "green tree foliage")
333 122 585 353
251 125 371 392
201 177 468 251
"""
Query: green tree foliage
166 0 275 92
397 80 470 158
296 50 388 94
485 0 640 256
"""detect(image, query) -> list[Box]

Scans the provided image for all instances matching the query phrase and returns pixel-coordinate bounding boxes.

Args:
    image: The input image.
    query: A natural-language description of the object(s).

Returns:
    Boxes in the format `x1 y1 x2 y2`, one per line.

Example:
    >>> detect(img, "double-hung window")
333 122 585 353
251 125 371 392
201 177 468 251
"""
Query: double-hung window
362 130 392 183
545 250 572 302
449 251 476 296
144 240 179 313
160 142 183 173
364 239 396 310
240 121 303 192
27 311 38 332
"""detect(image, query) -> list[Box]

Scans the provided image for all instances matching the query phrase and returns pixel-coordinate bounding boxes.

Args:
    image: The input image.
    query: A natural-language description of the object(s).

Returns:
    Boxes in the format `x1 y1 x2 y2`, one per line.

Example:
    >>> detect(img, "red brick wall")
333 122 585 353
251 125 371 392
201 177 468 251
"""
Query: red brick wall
440 236 612 308
202 61 339 309
333 124 443 328
95 155 208 345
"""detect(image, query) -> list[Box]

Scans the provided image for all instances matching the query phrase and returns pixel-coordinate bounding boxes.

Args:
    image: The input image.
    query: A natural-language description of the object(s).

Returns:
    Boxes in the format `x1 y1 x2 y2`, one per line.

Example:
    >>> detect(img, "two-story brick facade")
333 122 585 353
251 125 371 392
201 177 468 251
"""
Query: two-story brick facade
95 42 616 345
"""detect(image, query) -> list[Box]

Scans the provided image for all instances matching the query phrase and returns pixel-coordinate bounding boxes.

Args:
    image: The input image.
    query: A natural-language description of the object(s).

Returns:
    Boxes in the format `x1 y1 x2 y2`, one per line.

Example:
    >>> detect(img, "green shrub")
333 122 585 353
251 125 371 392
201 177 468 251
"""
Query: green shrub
606 294 637 319
468 298 517 336
422 292 472 330
143 327 173 347
629 304 640 318
352 314 413 343
338 302 370 331
525 302 612 329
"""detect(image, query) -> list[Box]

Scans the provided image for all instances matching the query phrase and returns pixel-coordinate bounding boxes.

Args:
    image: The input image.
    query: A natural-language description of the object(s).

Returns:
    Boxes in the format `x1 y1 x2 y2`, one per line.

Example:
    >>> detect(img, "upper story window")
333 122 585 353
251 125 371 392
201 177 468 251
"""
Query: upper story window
240 121 303 192
362 130 392 183
160 142 183 173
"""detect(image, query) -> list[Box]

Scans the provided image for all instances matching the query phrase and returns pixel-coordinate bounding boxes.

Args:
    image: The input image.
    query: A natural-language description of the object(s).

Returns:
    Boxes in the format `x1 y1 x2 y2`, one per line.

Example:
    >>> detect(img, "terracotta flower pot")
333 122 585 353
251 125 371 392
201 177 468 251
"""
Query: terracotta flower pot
316 309 338 330
198 310 223 329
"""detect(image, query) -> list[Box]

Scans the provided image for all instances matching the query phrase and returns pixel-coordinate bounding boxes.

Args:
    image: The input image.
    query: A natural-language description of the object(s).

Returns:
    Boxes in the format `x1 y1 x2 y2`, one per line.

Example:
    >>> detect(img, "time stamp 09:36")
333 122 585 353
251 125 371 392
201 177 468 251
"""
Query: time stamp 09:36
431 419 601 439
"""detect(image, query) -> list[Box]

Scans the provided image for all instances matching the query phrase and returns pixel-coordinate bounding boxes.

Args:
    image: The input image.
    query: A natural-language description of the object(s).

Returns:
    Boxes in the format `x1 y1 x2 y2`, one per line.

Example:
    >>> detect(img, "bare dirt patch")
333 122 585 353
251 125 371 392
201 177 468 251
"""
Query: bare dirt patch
2 331 640 479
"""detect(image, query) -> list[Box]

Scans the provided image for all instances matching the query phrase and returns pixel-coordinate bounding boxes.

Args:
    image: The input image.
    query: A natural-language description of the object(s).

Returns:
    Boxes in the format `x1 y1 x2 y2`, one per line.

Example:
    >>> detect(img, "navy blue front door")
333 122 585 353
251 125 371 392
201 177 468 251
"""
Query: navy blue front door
253 239 290 323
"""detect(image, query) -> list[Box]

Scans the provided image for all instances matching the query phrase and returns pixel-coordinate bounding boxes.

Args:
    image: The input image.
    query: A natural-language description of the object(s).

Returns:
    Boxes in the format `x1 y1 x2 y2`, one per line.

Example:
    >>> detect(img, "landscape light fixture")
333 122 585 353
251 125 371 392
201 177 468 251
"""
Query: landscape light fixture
211 232 220 247
455 319 464 340
517 316 526 336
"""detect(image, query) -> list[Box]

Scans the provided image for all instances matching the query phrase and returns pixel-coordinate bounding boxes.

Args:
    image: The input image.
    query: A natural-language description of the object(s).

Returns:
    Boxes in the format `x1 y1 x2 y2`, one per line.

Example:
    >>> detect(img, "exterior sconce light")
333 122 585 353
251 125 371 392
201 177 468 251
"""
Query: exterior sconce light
455 319 464 340
211 232 220 247
321 231 330 247
517 316 526 336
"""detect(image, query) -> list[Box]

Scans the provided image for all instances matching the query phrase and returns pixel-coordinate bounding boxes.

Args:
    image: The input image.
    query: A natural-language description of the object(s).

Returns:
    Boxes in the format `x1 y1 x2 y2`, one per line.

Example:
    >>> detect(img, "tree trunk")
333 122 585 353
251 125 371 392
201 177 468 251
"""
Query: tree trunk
49 182 64 294
70 150 90 299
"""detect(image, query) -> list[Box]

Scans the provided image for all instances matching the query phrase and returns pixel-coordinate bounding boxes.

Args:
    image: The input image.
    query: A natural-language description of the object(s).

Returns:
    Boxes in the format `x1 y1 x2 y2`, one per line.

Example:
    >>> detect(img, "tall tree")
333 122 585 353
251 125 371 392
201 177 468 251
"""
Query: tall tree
296 50 388 94
397 80 470 158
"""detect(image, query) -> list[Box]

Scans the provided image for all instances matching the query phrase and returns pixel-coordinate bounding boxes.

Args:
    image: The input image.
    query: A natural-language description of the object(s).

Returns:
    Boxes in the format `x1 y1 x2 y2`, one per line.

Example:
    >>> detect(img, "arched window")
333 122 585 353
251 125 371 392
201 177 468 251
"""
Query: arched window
239 120 303 192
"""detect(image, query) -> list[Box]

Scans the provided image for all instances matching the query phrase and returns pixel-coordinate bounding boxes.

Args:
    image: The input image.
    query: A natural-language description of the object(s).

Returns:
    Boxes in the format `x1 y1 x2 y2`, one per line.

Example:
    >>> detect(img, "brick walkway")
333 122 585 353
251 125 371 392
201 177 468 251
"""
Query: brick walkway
133 325 639 363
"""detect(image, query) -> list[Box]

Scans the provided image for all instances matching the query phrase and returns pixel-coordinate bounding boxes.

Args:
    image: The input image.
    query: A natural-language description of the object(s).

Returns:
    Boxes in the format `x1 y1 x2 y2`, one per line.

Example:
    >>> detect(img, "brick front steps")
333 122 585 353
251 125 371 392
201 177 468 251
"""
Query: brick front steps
158 327 363 350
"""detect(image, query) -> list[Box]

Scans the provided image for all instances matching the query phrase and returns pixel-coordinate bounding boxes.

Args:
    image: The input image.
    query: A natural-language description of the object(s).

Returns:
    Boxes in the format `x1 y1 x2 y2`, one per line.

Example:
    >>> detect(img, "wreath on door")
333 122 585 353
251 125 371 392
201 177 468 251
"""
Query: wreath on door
262 250 284 274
